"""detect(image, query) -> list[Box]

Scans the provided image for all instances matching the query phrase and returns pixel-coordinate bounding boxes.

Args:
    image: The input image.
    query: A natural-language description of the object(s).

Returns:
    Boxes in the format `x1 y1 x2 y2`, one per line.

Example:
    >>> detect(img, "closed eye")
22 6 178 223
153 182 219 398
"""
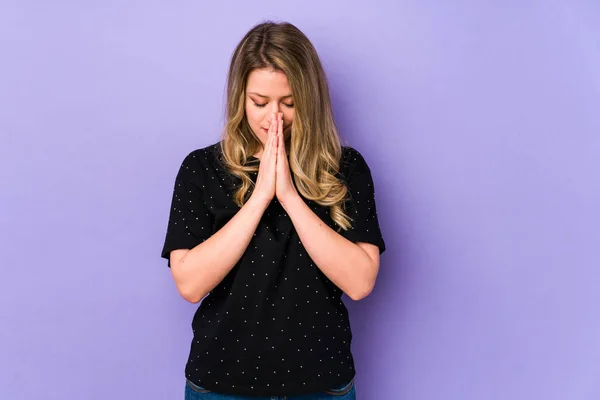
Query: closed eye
253 102 294 108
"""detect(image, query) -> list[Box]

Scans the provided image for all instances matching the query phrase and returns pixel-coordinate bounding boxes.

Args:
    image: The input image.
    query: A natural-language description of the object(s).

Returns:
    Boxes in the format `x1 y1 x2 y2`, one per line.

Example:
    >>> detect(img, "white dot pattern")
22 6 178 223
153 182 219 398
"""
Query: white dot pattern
160 142 385 397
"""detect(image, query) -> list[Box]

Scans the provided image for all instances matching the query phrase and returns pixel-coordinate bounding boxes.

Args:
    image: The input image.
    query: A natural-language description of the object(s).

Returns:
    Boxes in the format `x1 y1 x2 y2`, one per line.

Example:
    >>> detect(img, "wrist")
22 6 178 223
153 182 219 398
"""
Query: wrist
247 193 272 211
278 191 301 211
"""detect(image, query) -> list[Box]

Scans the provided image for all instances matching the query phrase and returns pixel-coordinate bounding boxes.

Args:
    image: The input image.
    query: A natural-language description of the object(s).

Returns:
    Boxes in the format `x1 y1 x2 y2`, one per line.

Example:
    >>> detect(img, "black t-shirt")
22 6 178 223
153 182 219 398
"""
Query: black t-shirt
161 142 385 396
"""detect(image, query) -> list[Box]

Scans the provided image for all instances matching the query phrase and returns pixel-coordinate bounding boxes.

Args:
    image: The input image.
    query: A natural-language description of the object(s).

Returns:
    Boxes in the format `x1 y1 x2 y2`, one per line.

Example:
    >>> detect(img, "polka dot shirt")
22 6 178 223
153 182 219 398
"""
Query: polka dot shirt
161 142 385 397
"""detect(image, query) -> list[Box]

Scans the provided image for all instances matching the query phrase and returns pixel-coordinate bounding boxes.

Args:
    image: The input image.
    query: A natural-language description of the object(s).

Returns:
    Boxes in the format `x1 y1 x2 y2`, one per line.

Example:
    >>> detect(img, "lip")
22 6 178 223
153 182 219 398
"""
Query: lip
261 126 289 134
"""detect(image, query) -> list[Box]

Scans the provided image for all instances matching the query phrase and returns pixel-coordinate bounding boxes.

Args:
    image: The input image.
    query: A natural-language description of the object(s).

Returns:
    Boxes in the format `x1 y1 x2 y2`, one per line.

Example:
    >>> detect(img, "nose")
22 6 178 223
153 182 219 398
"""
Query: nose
267 109 284 124
269 102 281 115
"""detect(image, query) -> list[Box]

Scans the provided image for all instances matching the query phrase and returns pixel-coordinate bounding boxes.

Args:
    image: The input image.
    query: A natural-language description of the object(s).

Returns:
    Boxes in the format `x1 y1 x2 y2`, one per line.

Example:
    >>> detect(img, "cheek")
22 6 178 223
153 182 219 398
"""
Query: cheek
244 105 261 125
285 110 295 125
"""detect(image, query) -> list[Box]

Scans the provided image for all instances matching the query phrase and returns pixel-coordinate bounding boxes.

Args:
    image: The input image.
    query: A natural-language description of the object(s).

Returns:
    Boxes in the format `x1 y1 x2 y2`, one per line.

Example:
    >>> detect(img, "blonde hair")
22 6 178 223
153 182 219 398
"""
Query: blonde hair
219 21 352 230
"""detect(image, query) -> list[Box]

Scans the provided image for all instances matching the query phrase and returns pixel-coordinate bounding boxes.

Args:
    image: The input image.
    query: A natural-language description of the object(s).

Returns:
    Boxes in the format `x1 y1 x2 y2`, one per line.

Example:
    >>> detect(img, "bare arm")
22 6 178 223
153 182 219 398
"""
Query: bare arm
280 194 380 301
273 114 383 301
169 116 279 303
170 196 269 303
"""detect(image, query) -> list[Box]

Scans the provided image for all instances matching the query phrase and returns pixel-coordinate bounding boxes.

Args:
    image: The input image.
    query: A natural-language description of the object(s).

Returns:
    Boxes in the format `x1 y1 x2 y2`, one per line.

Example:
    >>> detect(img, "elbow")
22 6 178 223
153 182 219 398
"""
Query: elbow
180 290 202 304
348 282 375 301
176 281 206 303
171 263 204 303
348 257 379 301
173 275 203 303
175 283 202 303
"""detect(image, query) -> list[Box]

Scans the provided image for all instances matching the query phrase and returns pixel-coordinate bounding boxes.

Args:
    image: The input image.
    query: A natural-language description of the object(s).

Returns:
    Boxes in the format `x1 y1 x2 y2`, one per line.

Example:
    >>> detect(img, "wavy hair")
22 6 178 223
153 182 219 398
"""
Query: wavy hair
219 21 352 230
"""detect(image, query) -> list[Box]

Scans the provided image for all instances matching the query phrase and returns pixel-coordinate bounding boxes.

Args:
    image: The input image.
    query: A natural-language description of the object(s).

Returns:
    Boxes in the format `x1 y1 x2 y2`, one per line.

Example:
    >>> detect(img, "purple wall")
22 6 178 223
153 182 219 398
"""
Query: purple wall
1 1 599 399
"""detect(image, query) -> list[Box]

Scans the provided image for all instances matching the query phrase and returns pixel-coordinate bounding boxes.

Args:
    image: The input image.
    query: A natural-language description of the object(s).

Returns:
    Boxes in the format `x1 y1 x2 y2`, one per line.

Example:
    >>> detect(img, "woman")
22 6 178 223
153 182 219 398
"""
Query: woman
161 21 385 400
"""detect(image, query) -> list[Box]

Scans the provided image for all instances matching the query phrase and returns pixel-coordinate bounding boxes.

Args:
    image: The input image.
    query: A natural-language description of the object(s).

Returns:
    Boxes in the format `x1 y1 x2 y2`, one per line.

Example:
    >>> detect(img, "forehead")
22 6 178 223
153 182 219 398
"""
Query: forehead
246 68 292 96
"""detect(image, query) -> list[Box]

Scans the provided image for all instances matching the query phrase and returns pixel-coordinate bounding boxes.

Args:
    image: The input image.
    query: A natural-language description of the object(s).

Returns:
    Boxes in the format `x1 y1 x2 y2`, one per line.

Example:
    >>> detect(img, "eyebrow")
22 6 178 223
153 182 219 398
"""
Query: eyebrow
248 92 293 99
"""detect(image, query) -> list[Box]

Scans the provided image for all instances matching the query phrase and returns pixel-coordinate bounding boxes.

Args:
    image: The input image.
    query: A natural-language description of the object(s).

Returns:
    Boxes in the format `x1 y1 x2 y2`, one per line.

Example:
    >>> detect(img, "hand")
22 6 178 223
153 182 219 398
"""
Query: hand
274 112 299 203
250 113 278 206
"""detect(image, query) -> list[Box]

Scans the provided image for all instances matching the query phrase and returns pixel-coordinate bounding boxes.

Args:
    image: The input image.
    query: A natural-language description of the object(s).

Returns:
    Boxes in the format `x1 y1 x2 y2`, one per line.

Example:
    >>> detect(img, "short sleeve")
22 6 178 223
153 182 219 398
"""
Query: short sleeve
160 151 214 267
340 149 386 254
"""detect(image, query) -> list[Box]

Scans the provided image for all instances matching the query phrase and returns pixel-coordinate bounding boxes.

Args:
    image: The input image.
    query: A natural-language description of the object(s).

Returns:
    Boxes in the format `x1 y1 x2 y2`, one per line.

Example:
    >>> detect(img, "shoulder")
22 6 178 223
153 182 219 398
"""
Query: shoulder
340 145 371 176
178 142 222 169
173 142 224 184
341 145 366 163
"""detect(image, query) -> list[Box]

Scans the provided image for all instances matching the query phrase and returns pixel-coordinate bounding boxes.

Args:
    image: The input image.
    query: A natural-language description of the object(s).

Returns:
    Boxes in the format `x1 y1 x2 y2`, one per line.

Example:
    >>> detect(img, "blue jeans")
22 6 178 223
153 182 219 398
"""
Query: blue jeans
185 379 356 400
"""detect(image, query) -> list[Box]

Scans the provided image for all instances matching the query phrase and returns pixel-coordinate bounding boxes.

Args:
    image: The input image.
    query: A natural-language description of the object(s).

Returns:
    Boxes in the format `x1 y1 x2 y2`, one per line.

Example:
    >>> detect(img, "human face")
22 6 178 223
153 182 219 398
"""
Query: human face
245 68 295 149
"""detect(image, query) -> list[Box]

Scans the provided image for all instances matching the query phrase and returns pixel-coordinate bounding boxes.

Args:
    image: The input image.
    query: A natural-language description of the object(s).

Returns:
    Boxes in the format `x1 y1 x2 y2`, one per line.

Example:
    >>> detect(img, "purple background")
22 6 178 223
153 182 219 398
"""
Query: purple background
1 1 599 399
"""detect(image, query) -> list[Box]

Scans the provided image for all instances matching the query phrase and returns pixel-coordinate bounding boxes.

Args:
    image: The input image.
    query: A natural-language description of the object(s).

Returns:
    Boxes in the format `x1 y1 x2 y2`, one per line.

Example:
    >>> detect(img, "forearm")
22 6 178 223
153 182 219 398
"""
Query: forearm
280 194 377 300
172 195 269 302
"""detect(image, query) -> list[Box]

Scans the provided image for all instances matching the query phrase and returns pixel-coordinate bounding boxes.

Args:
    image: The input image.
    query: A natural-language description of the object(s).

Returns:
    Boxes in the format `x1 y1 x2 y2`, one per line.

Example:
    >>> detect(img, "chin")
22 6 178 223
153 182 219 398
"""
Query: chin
253 130 267 145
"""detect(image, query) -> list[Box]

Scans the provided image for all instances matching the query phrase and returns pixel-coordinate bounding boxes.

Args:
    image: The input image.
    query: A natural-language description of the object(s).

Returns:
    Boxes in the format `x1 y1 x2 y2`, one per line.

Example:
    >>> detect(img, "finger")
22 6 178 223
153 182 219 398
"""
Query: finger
277 113 283 136
277 115 286 157
263 120 273 155
277 124 283 156
272 113 279 139
270 117 278 156
268 114 274 137
278 113 284 138
266 115 276 149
